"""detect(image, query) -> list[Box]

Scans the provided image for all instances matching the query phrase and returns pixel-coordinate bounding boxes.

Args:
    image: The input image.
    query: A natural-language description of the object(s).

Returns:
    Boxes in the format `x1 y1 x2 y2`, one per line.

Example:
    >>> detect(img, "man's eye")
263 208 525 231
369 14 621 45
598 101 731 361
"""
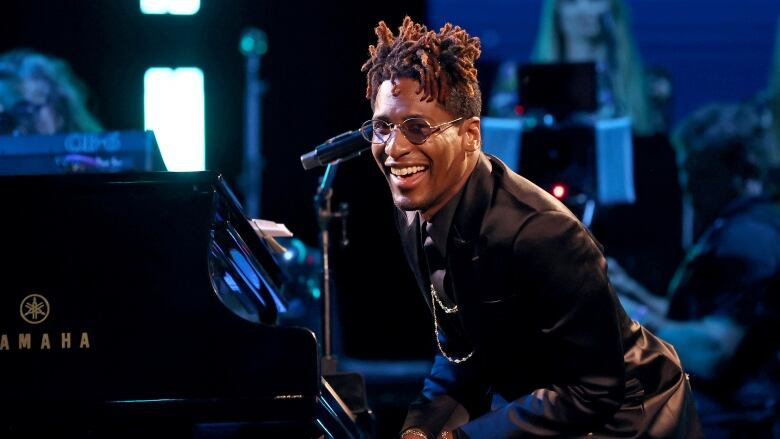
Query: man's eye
372 121 392 134
404 121 431 135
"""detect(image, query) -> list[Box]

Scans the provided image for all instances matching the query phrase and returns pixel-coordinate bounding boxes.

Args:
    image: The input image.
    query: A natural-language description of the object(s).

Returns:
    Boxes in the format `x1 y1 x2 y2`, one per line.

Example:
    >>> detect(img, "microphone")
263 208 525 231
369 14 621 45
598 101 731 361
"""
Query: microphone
300 127 371 170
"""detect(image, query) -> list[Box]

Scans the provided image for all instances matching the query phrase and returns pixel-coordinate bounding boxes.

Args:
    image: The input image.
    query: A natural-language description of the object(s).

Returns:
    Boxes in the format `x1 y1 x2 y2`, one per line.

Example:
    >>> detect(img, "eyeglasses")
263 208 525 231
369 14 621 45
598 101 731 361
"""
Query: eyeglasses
359 117 463 145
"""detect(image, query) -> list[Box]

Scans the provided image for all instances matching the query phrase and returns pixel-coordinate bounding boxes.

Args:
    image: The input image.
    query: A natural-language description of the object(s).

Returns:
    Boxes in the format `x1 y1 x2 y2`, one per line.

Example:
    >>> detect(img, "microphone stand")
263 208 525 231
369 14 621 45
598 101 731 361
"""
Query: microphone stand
313 163 376 438
315 163 348 374
239 28 268 218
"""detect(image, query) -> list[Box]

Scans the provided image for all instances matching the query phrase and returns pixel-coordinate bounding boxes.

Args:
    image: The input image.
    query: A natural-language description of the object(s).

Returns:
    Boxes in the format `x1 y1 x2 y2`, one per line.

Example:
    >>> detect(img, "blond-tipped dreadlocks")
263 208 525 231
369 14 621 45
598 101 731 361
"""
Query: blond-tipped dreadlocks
361 16 482 118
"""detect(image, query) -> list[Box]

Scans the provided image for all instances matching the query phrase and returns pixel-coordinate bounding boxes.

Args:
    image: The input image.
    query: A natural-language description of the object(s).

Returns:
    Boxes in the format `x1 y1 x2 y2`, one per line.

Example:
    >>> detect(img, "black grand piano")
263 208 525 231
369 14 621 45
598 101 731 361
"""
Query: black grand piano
0 171 363 438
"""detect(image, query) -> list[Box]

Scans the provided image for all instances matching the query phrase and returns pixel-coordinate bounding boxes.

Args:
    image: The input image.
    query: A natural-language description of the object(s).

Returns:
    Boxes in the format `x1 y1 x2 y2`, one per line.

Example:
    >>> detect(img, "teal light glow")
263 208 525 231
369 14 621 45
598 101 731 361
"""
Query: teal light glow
140 0 200 15
144 67 205 171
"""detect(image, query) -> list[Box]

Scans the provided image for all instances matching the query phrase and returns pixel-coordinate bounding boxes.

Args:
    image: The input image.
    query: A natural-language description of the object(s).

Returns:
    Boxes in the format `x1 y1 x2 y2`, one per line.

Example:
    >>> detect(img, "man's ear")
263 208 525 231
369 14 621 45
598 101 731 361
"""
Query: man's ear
461 116 481 152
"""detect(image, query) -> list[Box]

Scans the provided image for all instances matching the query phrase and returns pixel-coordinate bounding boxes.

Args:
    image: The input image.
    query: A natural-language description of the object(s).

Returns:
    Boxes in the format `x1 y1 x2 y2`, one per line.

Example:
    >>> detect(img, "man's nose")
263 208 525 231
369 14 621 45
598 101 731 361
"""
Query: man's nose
384 128 412 159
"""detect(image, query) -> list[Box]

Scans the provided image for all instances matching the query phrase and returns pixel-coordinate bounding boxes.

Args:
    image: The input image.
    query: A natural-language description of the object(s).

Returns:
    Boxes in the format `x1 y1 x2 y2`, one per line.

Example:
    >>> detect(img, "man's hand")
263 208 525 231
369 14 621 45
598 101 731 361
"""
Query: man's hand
618 294 665 332
607 257 668 315
400 430 454 439
607 257 649 298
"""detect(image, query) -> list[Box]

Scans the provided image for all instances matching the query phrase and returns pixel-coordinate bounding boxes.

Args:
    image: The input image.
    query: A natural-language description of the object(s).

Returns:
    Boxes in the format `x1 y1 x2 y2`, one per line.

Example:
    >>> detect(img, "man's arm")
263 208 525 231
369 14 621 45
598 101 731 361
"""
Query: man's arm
401 347 489 438
608 256 668 315
618 292 746 380
452 211 628 438
611 263 749 380
656 315 746 380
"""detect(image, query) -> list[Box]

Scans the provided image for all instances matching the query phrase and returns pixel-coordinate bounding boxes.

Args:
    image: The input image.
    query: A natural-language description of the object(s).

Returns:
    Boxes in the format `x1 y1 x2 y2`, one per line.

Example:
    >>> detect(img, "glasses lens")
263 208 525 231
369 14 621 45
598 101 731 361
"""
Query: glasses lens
373 120 393 135
359 120 374 142
362 120 393 143
400 118 434 144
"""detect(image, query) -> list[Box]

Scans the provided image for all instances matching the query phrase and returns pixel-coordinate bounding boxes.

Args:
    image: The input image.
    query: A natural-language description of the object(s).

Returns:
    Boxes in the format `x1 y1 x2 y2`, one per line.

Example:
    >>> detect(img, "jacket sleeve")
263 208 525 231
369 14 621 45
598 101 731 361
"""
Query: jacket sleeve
454 210 628 438
401 348 490 437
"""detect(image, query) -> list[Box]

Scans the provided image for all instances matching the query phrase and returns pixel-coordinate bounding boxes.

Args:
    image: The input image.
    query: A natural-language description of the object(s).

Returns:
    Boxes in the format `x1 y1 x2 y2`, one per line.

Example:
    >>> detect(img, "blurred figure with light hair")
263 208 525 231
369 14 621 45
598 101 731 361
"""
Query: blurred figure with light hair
0 49 102 135
489 0 671 135
766 16 780 169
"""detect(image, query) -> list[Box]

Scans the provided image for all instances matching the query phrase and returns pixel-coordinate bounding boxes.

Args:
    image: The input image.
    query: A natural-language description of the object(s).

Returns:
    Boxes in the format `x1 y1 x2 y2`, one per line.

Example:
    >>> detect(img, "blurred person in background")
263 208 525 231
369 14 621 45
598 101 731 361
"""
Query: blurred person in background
765 16 780 173
0 49 102 135
611 101 780 438
489 0 671 135
490 0 683 295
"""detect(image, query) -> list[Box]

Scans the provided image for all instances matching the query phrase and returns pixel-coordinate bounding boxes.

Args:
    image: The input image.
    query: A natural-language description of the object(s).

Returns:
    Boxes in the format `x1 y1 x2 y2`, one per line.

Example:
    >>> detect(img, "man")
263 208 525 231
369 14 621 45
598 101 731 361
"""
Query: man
359 17 700 438
611 102 780 437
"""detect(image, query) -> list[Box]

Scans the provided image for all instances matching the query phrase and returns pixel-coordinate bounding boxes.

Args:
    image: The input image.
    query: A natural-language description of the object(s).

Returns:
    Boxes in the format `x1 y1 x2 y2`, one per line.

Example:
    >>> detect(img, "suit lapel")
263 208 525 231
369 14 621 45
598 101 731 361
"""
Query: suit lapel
395 209 433 309
446 154 496 332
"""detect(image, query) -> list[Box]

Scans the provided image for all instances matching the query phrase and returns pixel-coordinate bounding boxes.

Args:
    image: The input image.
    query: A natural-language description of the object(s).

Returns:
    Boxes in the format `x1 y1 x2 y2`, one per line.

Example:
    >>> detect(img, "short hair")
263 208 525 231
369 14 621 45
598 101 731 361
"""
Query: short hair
673 102 771 183
362 16 482 119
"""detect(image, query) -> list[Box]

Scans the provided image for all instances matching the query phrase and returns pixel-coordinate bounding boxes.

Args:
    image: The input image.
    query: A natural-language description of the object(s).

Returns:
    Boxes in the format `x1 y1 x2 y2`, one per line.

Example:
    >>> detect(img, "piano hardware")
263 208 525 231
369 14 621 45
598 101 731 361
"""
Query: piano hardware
0 171 365 438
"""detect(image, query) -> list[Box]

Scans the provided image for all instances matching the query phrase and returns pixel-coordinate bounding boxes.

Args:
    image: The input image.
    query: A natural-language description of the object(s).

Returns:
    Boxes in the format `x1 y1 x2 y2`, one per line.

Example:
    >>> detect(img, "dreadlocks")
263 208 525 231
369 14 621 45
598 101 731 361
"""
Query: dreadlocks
362 16 482 119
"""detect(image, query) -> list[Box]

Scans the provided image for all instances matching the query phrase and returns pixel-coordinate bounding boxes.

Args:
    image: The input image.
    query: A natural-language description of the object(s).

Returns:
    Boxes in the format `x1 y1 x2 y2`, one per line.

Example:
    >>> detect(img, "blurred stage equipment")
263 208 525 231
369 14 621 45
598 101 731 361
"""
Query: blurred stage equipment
519 62 599 119
482 62 635 226
0 171 364 438
143 67 205 172
239 27 268 218
140 0 201 15
299 133 376 436
300 127 370 170
0 130 166 174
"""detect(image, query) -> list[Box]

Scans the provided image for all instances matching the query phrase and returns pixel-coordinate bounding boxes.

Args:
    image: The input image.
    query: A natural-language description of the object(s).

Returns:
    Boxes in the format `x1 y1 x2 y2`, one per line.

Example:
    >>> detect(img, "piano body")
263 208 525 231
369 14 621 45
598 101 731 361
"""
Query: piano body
0 171 361 438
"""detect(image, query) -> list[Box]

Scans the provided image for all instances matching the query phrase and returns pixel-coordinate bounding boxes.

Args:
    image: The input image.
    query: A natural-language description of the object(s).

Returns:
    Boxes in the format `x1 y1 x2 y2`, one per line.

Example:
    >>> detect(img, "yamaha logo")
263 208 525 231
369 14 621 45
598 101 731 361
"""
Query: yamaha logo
20 294 50 325
1 294 91 352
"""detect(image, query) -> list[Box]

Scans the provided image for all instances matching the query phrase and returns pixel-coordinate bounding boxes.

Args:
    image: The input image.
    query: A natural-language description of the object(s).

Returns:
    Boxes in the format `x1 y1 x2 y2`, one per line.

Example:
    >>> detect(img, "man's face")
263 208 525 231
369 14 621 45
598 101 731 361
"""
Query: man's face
371 78 475 219
682 152 738 229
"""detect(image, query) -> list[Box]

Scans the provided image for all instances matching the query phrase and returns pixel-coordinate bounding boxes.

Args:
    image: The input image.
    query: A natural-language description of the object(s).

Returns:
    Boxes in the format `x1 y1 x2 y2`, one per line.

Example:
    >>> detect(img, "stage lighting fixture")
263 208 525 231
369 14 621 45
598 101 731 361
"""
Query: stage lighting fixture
144 67 205 171
140 0 200 15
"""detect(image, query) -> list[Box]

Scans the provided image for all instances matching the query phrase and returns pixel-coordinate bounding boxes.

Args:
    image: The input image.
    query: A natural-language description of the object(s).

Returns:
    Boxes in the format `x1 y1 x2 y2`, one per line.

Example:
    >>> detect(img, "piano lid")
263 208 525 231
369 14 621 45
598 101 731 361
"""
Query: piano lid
3 170 286 320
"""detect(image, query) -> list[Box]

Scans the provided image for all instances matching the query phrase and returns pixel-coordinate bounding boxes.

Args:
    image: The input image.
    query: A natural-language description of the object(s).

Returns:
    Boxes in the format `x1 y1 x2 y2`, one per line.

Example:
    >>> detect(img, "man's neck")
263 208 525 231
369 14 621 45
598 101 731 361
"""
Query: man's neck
420 154 480 222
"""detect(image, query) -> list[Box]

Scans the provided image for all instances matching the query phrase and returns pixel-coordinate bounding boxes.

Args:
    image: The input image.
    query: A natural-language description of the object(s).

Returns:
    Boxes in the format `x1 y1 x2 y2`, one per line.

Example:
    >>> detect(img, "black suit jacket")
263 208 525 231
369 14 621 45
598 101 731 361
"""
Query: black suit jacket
398 154 700 438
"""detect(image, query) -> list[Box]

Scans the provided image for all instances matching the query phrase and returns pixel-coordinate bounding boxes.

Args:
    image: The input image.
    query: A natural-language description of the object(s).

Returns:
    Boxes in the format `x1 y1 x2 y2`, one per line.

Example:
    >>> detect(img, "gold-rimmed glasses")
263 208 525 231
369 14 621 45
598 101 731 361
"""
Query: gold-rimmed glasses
359 117 463 145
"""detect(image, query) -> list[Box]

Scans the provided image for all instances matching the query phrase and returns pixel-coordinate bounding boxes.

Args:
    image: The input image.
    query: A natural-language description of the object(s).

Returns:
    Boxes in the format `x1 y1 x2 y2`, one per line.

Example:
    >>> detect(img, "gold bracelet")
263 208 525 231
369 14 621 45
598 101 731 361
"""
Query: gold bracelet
402 428 429 439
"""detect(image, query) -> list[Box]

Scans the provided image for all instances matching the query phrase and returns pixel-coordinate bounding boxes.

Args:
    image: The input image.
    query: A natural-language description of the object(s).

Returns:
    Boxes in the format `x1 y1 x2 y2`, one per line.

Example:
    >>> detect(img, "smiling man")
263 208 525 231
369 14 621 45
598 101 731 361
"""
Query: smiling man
360 17 700 439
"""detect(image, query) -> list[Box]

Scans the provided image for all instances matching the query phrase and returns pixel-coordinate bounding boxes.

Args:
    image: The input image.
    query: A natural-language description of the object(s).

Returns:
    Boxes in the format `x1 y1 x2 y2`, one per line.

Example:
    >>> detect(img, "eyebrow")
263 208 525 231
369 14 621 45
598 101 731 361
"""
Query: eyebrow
371 113 428 122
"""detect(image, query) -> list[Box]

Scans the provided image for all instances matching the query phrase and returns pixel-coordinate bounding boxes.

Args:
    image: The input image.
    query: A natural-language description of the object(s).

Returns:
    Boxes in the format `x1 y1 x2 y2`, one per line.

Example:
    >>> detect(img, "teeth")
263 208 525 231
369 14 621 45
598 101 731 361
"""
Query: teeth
390 166 426 176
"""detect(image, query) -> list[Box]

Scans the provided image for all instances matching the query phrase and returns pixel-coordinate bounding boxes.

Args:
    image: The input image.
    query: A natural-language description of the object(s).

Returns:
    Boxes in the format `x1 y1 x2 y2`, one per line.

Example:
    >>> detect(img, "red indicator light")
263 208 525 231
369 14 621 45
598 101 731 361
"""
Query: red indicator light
552 183 567 199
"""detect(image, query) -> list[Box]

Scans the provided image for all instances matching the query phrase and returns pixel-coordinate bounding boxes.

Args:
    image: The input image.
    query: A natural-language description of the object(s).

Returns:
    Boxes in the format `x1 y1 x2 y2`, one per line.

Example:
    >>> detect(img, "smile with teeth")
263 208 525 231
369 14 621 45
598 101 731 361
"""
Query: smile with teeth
390 165 427 177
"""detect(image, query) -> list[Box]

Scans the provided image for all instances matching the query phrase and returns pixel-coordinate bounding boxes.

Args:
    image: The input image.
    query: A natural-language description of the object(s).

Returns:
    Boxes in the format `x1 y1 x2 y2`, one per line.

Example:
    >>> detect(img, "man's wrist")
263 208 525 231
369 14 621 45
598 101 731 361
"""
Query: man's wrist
401 427 455 439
